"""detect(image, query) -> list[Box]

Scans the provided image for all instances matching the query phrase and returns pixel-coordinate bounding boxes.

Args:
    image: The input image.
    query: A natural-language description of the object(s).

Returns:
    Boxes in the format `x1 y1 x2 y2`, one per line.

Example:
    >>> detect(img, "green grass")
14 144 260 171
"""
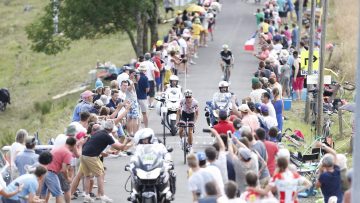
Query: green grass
0 0 174 145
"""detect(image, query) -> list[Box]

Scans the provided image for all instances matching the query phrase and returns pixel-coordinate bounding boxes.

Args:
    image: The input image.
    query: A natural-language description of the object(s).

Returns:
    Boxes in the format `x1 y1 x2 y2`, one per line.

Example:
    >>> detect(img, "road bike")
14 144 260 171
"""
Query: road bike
177 119 194 164
223 64 232 82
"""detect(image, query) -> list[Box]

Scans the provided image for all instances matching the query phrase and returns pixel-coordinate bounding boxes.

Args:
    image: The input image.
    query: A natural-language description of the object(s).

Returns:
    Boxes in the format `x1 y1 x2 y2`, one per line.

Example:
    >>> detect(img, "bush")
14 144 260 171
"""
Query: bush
34 100 52 115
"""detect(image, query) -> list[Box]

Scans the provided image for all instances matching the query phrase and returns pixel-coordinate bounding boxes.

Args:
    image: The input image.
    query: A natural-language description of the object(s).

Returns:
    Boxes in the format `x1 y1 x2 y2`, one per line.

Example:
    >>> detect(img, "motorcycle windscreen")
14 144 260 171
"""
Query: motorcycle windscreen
135 145 164 171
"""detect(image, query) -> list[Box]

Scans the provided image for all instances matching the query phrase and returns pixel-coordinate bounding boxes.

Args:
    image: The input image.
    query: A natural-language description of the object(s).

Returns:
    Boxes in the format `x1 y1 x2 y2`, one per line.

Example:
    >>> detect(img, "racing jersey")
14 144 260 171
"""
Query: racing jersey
270 170 304 203
180 98 199 114
220 50 233 65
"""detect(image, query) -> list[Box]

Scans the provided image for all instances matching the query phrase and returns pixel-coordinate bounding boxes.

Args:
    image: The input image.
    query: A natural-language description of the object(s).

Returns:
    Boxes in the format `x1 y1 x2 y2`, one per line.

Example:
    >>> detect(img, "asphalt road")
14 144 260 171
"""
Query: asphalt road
72 0 260 202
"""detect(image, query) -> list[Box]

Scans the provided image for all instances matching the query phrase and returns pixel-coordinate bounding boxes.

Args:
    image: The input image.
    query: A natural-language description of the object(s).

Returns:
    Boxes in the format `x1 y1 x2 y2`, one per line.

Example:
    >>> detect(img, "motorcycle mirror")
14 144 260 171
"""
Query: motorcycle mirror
124 164 130 171
167 146 173 153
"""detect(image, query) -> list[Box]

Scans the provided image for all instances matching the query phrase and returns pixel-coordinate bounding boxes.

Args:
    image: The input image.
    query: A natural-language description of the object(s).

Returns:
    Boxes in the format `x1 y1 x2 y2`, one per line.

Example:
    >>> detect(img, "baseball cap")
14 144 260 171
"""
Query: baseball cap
255 103 262 111
218 110 228 120
25 136 36 145
260 104 269 113
75 132 86 140
66 125 77 136
197 152 206 162
238 148 252 161
251 77 260 85
81 90 94 99
239 104 250 113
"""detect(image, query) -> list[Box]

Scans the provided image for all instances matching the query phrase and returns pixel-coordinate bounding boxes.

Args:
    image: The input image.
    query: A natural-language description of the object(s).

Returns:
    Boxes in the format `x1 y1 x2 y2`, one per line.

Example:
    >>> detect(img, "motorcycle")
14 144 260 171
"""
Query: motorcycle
155 88 182 136
125 144 176 203
204 95 232 127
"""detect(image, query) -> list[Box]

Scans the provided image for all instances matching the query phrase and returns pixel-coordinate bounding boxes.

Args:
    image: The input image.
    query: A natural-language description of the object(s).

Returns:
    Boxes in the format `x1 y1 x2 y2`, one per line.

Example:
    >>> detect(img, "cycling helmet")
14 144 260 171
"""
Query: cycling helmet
222 44 229 50
134 128 155 145
169 75 179 86
218 81 229 93
184 89 193 97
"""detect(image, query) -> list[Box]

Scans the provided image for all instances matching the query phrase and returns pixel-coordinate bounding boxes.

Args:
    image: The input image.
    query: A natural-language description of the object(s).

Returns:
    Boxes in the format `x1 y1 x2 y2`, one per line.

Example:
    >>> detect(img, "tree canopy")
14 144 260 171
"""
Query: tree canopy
26 0 160 56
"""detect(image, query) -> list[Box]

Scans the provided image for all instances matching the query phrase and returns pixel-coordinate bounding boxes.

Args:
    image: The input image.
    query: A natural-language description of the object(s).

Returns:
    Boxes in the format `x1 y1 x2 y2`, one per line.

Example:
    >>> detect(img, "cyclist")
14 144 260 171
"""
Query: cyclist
220 44 234 81
177 89 199 151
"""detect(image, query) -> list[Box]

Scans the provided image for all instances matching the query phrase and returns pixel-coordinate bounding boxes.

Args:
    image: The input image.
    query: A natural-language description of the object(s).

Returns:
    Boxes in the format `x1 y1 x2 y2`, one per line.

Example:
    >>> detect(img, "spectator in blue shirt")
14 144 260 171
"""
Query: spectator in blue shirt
136 65 150 127
72 90 94 122
106 89 121 111
2 166 47 203
291 23 299 48
15 136 39 176
316 142 343 203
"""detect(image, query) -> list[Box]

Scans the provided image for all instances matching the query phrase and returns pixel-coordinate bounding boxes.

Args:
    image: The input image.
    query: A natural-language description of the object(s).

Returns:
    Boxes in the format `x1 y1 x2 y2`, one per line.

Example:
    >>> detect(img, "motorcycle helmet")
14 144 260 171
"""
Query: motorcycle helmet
218 81 229 93
134 128 155 145
184 89 193 98
169 75 179 87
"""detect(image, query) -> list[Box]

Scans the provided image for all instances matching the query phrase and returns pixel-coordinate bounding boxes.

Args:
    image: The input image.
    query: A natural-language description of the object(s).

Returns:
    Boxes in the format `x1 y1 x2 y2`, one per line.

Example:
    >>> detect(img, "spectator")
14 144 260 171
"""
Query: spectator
163 0 174 19
198 181 226 203
240 171 265 202
213 110 235 135
260 104 278 131
136 64 150 127
93 78 104 103
250 78 266 103
316 142 344 203
2 166 47 203
204 146 225 195
268 126 281 143
343 169 352 203
106 89 121 110
72 90 94 122
10 129 27 178
238 104 260 134
141 53 159 109
255 128 278 176
271 88 283 132
80 120 132 202
232 118 242 140
224 181 246 203
15 136 39 176
41 137 77 203
187 153 215 202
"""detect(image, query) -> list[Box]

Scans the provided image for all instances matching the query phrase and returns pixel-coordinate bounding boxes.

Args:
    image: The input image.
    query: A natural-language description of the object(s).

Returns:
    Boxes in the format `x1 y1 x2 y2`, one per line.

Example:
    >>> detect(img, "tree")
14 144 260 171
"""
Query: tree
26 0 160 57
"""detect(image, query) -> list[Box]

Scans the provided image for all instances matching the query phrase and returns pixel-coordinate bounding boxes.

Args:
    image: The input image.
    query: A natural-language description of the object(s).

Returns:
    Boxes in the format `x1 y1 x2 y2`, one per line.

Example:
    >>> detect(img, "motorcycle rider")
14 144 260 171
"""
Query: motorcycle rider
131 128 176 200
208 81 238 125
220 44 234 81
164 75 182 92
177 89 199 151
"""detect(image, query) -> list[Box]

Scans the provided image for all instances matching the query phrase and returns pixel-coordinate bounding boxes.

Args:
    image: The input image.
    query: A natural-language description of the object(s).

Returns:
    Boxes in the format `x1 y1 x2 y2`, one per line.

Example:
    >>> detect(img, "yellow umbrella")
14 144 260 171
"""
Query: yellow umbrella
186 4 205 13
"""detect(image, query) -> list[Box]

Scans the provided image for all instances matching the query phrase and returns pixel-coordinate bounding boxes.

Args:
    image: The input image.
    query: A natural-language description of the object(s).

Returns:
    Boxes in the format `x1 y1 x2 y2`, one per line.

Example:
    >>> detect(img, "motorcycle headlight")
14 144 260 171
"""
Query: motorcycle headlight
136 168 161 180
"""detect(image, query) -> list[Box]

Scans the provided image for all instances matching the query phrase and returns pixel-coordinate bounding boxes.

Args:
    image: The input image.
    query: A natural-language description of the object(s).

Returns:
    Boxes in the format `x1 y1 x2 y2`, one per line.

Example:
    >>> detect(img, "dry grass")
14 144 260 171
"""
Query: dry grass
327 0 359 81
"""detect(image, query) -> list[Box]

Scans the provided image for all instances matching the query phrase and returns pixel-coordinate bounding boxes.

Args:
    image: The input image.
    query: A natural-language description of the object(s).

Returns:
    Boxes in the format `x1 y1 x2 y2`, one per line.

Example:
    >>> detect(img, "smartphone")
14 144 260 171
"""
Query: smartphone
202 129 211 133
227 130 232 138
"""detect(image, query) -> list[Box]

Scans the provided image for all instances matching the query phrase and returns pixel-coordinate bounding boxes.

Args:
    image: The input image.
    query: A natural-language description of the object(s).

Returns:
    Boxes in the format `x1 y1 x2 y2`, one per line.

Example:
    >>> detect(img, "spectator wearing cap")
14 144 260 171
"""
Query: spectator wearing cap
213 109 235 136
186 153 215 202
228 136 258 194
250 77 267 103
261 92 276 119
10 129 27 178
316 142 344 203
136 64 150 127
239 104 259 135
80 120 132 202
260 104 278 132
15 136 39 176
117 66 131 88
93 78 104 103
140 53 159 109
72 90 94 122
54 124 77 147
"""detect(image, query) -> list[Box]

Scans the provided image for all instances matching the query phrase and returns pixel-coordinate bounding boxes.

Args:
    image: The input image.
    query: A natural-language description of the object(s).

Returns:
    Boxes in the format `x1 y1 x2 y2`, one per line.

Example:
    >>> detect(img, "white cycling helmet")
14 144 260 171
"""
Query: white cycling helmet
169 75 179 81
184 89 193 97
218 81 229 93
134 128 155 145
222 44 229 50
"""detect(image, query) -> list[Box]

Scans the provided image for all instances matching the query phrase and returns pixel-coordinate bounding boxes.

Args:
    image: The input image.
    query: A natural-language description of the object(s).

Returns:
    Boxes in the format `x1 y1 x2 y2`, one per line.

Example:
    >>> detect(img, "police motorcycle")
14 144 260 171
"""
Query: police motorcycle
205 81 236 127
125 128 176 203
155 75 182 136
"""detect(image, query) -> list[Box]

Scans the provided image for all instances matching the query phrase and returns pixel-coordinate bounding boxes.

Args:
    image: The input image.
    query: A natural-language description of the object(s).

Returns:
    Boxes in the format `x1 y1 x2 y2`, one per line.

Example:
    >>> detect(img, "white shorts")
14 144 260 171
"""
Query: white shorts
138 99 148 113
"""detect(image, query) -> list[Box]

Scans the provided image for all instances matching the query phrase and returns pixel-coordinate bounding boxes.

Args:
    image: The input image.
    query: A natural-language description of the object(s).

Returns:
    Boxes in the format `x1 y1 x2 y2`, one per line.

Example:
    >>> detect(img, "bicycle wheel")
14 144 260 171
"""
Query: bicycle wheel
183 129 187 164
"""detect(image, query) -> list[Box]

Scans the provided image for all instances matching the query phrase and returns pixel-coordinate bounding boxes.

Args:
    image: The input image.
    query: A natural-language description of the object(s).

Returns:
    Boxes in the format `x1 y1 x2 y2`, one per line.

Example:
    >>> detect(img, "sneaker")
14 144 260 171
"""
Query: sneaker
194 54 198 58
190 60 196 65
89 192 96 198
148 105 155 110
100 195 113 203
83 194 95 203
93 185 98 188
81 191 86 197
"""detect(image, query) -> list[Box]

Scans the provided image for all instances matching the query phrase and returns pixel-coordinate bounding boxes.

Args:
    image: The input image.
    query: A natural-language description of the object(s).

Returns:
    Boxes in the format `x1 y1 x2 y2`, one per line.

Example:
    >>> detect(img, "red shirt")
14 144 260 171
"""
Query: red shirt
263 140 279 176
213 120 235 135
47 146 73 173
152 56 162 79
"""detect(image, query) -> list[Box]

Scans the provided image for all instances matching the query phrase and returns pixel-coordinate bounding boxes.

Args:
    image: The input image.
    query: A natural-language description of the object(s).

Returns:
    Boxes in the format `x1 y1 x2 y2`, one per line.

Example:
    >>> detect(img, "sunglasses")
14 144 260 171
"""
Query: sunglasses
185 96 192 98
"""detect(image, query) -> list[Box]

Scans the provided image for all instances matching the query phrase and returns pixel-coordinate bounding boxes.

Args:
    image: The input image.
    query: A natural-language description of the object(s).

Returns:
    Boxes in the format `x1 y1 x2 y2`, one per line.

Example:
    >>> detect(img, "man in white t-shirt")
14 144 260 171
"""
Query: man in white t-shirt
10 129 27 177
141 53 159 108
261 92 276 119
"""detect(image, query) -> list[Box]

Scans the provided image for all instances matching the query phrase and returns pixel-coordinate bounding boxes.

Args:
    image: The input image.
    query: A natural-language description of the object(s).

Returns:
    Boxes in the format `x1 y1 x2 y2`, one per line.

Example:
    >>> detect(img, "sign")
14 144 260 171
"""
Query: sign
306 75 332 85
300 50 320 75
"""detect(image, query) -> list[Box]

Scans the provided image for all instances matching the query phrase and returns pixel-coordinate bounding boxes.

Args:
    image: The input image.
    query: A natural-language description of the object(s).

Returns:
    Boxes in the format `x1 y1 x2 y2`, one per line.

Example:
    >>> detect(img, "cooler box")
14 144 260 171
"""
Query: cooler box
283 99 292 111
